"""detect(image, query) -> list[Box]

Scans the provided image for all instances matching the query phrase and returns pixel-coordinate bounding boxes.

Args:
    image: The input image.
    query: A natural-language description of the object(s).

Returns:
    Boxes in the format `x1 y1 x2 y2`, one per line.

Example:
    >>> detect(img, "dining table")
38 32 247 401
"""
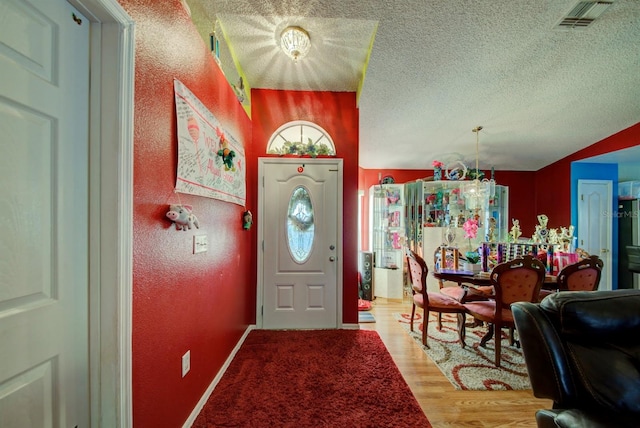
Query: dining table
433 268 559 341
433 268 558 297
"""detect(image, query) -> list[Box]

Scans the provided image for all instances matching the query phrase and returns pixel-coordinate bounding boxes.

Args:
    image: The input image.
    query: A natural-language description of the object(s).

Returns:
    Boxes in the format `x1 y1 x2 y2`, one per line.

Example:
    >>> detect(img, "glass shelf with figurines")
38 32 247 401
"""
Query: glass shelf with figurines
404 179 509 286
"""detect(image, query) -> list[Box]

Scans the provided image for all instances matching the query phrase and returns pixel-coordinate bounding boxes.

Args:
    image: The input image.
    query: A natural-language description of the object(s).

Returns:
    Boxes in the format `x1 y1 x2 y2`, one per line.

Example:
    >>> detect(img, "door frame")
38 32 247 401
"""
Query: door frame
257 158 344 329
69 0 134 426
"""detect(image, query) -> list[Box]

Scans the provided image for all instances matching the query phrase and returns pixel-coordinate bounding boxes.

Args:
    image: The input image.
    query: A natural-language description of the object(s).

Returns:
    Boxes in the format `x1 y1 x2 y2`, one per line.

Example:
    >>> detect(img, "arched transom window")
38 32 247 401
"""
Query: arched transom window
267 121 336 156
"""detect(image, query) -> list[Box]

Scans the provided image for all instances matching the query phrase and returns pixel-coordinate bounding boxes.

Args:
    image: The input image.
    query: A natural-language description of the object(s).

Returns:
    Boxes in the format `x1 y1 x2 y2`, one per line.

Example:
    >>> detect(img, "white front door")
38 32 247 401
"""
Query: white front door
0 1 90 426
259 158 343 329
577 179 613 290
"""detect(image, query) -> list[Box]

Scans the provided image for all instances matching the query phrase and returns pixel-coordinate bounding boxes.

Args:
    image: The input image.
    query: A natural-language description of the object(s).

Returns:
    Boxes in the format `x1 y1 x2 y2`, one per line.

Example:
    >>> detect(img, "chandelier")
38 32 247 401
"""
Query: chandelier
280 26 311 62
461 126 495 210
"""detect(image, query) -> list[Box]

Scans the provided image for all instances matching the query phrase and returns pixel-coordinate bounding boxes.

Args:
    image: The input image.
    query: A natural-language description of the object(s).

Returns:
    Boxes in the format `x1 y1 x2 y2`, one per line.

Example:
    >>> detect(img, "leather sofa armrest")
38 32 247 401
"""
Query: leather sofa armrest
512 302 578 405
535 409 563 428
536 408 632 428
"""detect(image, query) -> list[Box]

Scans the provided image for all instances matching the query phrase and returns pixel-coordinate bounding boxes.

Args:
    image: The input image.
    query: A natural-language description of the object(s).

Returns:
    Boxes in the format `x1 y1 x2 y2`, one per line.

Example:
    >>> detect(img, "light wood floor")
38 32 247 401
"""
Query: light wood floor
359 298 551 428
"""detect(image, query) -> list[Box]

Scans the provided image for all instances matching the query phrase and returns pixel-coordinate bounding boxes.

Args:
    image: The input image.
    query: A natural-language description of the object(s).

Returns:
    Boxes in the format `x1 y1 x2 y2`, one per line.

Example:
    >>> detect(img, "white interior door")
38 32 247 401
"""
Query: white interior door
577 179 613 290
259 158 343 329
0 1 90 426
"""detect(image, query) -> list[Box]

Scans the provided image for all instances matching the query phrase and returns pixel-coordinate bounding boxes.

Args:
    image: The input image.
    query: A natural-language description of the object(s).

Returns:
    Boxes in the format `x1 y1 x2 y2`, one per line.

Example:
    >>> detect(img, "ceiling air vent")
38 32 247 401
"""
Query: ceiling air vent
557 1 613 29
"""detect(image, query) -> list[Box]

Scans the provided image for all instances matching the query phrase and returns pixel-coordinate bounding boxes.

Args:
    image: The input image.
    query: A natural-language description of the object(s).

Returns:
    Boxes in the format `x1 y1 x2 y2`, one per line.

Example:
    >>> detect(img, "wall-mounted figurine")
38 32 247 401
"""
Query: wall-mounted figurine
215 127 236 171
243 210 253 230
166 204 200 231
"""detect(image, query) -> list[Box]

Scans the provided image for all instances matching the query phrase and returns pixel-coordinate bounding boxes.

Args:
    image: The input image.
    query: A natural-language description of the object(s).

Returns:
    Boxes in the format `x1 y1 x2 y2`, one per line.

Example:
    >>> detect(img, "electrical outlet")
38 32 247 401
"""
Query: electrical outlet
193 234 208 254
182 350 190 377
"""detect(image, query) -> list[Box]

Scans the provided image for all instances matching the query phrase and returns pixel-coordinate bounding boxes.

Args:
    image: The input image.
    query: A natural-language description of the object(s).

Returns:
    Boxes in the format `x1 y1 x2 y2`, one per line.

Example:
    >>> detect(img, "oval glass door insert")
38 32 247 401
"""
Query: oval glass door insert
286 186 315 263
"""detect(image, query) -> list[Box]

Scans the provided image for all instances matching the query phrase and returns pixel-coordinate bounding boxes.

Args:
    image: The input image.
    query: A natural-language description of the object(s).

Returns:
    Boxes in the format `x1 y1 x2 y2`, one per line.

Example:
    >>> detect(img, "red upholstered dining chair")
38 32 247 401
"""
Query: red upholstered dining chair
406 248 467 348
463 255 545 367
538 255 603 301
557 255 603 291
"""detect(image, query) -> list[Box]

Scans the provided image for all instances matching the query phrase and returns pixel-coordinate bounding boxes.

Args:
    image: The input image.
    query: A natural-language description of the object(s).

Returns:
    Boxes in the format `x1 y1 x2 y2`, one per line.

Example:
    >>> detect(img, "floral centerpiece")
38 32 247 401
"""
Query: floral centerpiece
462 218 481 272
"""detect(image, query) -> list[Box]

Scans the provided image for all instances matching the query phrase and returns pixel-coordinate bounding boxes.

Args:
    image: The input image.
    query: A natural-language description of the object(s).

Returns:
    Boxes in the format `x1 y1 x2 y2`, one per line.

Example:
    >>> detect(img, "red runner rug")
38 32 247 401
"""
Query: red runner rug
193 329 431 427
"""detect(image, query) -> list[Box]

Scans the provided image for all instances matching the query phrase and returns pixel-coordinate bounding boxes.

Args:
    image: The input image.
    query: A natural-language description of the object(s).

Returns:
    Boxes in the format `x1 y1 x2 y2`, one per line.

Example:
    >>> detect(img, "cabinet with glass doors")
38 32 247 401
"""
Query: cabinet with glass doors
369 183 405 299
404 179 508 290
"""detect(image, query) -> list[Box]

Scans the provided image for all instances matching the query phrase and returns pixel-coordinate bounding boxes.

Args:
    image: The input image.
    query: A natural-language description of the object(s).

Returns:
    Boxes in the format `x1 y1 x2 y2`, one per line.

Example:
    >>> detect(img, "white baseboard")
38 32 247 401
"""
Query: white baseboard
342 323 360 329
182 324 255 427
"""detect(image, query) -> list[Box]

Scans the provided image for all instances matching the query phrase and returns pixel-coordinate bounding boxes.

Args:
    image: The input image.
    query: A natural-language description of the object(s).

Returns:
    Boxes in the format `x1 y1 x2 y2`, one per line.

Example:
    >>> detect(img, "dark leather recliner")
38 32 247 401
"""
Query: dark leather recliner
512 289 640 428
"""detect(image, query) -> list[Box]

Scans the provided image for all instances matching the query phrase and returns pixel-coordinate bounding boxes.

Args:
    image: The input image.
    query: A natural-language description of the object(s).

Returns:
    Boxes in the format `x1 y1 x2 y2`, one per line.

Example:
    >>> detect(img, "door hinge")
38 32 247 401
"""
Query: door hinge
580 194 584 201
261 240 264 251
261 306 263 316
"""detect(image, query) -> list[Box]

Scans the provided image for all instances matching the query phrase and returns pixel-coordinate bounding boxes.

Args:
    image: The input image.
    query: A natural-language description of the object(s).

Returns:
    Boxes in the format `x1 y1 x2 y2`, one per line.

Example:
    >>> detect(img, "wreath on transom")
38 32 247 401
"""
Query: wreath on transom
268 138 333 157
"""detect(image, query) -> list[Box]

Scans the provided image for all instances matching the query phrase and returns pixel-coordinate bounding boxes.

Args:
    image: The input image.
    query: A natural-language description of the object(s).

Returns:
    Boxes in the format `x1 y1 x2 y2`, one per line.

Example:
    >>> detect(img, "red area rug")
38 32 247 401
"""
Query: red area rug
193 329 431 427
396 312 531 391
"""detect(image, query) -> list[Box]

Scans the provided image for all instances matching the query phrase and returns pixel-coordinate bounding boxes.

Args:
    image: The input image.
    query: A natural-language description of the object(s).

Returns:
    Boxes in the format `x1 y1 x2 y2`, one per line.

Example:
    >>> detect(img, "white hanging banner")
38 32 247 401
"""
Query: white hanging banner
173 79 246 206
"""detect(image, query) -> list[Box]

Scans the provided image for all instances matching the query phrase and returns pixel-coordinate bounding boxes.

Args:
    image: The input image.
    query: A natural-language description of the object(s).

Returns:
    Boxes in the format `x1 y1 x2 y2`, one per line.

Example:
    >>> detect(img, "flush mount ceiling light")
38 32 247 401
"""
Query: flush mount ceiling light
280 26 311 62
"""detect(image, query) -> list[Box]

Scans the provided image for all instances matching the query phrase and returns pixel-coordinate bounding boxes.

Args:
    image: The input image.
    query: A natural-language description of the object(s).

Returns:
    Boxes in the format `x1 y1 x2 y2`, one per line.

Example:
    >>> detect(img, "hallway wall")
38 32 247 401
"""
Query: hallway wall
118 1 255 426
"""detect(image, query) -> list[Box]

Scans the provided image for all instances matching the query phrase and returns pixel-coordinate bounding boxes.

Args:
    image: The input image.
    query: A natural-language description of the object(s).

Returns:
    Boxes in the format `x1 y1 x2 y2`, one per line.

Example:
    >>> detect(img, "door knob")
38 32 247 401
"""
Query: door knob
329 256 336 262
329 245 335 250
601 249 609 253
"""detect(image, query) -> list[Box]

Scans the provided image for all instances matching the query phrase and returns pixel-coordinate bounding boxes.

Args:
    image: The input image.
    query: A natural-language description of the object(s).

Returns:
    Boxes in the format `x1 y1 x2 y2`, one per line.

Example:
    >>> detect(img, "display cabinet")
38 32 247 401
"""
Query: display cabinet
369 184 405 299
404 179 509 290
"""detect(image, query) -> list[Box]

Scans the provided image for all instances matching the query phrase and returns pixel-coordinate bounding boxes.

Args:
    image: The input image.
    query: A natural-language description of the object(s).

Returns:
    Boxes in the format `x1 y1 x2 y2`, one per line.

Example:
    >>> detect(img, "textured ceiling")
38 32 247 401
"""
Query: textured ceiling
187 0 640 171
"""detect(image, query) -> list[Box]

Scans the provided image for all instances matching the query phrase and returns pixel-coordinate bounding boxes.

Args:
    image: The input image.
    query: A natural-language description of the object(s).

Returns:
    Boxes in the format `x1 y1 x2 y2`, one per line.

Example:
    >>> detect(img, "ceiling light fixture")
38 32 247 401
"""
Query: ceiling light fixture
280 26 311 62
461 126 496 211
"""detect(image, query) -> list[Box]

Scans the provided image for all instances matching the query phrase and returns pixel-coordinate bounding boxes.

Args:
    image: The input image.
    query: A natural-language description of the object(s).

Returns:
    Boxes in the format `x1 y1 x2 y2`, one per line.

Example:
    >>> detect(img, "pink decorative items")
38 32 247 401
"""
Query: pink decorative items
463 218 480 266
432 160 444 181
386 188 401 205
391 232 401 249
166 204 200 231
553 251 579 276
463 218 479 242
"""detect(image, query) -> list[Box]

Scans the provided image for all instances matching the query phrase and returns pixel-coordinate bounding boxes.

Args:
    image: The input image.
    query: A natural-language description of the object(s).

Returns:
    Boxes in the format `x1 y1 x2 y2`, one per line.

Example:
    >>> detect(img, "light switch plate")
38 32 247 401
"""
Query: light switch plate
182 350 190 377
193 234 208 254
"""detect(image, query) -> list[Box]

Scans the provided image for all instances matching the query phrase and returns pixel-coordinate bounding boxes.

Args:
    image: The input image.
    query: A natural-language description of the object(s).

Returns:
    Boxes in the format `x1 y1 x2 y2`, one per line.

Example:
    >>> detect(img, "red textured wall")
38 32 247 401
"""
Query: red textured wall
251 89 359 324
494 170 537 236
119 1 255 427
358 169 537 250
536 122 640 227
